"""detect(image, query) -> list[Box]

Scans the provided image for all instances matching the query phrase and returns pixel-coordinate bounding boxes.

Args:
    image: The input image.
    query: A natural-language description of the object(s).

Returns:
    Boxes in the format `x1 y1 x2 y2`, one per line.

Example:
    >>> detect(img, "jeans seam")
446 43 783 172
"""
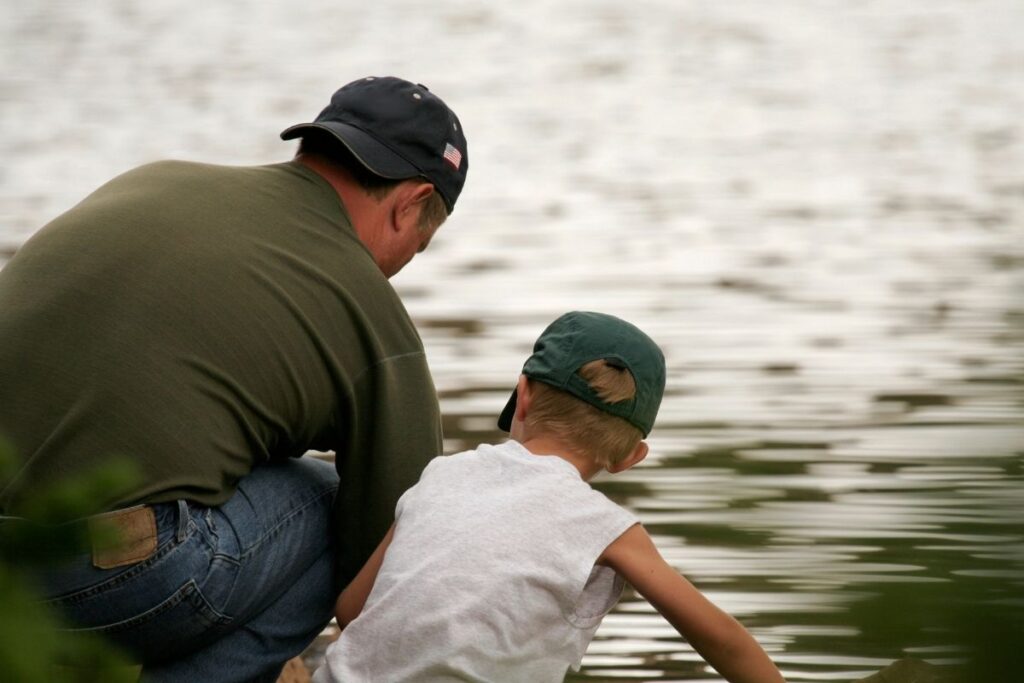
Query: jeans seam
238 481 335 562
61 578 232 634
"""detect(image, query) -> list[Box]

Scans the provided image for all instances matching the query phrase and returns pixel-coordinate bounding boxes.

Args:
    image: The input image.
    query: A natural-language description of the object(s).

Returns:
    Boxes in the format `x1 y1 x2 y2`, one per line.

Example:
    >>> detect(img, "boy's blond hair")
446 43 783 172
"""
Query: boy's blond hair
524 360 643 467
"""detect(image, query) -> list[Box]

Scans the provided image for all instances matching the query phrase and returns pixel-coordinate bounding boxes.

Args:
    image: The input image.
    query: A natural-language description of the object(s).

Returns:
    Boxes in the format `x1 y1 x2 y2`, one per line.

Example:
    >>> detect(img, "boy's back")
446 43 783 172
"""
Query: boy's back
314 311 785 683
315 440 636 682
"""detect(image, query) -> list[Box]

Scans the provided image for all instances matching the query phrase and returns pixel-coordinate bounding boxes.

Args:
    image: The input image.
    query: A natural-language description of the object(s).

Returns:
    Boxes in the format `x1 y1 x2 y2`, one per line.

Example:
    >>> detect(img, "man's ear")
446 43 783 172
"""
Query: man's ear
607 440 648 474
392 181 435 232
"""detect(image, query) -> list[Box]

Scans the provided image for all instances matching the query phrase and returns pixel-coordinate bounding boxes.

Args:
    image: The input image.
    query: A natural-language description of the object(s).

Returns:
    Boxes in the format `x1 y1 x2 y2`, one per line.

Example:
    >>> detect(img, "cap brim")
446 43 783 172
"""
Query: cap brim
280 121 422 180
496 388 518 432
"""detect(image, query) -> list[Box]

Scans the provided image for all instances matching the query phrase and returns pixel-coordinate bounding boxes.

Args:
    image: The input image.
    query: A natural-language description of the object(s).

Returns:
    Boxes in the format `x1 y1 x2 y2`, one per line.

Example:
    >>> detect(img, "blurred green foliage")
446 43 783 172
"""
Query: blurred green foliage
0 439 142 683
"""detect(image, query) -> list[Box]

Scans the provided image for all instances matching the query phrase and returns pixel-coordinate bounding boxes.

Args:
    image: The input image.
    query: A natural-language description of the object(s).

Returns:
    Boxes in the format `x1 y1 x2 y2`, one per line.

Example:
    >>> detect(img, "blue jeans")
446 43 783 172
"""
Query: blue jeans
37 457 339 683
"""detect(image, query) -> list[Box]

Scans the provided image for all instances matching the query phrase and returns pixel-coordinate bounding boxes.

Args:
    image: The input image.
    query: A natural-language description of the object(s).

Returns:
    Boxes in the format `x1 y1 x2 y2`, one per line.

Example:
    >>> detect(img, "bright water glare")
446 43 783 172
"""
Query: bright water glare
2 1 1023 680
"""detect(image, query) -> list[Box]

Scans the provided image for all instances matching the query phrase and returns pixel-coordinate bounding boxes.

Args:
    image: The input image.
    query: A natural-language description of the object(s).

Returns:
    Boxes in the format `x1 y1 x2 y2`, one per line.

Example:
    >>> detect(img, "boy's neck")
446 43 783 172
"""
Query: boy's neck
514 436 603 480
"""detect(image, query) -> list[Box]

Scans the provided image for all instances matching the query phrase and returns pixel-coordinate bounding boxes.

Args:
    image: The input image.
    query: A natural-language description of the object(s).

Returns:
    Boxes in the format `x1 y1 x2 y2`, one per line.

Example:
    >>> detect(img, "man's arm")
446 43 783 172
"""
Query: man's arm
335 523 396 629
334 348 442 586
600 524 785 683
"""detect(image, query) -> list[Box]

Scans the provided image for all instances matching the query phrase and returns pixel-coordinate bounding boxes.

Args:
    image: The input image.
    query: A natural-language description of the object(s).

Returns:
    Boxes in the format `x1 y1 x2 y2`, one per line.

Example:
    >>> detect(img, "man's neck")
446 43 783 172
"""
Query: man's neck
294 153 386 248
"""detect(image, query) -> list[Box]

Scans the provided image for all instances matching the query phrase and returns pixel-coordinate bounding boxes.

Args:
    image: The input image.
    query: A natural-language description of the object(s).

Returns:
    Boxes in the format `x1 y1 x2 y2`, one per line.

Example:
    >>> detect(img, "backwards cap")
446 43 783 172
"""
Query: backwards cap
497 311 666 436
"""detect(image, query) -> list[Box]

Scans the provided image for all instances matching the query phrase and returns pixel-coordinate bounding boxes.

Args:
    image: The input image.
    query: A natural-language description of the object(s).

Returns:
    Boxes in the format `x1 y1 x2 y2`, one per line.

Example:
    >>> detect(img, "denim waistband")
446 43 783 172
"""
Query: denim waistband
1 500 191 534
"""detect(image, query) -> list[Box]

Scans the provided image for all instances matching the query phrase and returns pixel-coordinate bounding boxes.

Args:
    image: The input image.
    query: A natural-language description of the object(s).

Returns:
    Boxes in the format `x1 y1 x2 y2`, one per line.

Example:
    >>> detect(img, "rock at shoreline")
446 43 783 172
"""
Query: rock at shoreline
276 657 310 683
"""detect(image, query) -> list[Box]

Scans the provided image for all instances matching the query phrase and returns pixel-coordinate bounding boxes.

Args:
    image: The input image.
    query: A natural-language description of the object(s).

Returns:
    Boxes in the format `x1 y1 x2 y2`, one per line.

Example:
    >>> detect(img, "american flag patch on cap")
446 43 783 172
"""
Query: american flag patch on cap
443 142 462 170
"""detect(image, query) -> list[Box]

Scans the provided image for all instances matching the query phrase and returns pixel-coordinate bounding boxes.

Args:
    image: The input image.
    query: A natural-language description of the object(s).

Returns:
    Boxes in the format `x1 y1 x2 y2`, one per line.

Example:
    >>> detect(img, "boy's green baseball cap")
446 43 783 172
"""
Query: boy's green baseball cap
497 311 666 436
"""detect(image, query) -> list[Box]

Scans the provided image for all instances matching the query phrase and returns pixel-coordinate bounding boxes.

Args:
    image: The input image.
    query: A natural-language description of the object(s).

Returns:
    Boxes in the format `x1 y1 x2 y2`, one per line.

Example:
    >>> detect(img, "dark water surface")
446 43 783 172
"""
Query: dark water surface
3 0 1023 680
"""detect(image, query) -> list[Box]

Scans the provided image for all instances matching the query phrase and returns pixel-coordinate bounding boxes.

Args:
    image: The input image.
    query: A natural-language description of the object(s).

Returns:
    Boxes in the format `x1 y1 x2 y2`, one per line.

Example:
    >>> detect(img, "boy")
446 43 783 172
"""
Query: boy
314 311 785 682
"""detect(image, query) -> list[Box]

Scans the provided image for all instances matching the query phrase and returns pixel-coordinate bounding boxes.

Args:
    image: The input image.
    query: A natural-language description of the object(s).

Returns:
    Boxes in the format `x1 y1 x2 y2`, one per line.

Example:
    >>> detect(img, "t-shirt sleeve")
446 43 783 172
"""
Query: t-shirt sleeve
559 490 639 623
394 454 445 520
332 350 442 587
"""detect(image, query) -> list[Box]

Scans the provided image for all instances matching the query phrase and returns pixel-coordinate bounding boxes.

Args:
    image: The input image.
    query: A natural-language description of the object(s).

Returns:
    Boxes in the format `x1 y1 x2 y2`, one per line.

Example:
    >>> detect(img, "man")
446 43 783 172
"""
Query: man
0 76 468 682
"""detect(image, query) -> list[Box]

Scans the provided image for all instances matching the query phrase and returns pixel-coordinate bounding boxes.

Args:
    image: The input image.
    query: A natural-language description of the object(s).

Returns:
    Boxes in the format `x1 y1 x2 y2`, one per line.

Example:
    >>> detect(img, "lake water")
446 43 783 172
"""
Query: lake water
2 0 1022 680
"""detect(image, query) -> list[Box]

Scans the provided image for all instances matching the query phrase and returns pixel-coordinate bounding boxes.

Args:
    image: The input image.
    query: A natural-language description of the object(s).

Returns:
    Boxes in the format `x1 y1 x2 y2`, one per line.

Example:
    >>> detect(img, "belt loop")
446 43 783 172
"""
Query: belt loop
175 500 189 542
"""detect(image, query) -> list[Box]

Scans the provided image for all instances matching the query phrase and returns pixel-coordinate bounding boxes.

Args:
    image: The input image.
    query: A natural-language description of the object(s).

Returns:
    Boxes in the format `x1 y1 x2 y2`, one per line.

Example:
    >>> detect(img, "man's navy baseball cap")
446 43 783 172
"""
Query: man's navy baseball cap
497 311 667 436
281 76 468 213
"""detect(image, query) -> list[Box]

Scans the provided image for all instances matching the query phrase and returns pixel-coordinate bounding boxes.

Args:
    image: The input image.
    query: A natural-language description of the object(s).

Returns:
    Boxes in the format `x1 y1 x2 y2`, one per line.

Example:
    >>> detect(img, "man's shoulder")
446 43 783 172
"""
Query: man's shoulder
120 159 226 178
91 160 251 198
114 159 299 185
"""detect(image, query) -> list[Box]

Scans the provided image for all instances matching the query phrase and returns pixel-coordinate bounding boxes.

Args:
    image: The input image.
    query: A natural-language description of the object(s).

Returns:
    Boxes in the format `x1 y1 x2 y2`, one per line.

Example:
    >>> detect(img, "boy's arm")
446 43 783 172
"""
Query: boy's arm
600 524 786 683
334 523 396 629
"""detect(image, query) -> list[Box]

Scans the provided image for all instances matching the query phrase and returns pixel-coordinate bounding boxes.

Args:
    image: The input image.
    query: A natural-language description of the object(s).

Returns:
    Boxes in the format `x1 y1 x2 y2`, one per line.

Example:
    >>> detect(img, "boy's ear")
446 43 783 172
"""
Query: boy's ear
513 374 532 423
607 441 648 474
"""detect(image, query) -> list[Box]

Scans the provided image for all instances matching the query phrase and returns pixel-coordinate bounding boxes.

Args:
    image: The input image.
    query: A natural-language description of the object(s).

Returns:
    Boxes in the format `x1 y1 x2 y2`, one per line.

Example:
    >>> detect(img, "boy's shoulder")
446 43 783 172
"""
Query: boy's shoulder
415 441 505 479
427 440 502 465
429 440 522 464
418 441 590 492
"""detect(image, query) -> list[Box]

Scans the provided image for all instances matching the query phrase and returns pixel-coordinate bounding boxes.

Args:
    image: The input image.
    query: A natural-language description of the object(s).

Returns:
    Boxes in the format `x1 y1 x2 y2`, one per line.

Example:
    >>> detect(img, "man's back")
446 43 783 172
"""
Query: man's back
0 76 467 682
0 160 428 517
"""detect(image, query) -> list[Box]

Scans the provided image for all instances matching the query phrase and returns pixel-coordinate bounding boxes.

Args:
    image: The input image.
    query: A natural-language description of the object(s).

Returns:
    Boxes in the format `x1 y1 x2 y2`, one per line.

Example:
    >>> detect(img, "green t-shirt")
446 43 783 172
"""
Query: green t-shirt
0 160 442 582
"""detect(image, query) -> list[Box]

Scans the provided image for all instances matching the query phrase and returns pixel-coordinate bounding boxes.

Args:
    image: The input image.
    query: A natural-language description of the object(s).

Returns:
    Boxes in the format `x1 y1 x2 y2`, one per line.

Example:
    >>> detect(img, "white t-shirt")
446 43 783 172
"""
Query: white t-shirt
313 440 639 683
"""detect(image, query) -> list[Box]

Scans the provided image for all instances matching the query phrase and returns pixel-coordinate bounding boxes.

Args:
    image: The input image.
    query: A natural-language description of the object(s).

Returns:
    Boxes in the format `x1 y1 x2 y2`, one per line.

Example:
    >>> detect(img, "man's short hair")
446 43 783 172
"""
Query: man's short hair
524 359 643 467
297 132 447 231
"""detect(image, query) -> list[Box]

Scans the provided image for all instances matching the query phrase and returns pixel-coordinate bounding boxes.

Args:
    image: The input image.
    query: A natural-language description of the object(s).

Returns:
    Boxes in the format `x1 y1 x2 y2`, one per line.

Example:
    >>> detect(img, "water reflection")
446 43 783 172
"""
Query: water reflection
3 0 1024 680
436 393 1023 681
